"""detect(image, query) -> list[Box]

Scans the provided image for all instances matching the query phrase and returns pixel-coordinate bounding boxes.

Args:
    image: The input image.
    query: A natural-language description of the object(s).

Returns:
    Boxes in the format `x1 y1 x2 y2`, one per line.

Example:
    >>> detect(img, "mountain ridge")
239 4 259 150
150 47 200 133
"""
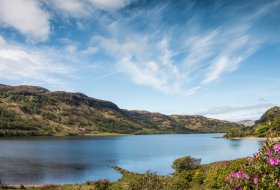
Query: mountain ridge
0 84 243 136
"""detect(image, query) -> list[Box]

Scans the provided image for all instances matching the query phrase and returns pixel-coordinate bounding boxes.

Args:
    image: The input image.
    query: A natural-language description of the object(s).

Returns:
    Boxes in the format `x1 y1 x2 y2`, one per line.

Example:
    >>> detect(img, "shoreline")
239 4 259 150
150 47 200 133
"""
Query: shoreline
0 132 224 138
215 136 279 141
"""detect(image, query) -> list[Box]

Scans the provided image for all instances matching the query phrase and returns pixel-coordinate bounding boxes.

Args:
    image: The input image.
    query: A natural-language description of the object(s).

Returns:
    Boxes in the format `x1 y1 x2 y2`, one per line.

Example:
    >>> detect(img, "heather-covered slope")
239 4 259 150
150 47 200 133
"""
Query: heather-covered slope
225 106 280 138
0 84 242 136
125 110 243 133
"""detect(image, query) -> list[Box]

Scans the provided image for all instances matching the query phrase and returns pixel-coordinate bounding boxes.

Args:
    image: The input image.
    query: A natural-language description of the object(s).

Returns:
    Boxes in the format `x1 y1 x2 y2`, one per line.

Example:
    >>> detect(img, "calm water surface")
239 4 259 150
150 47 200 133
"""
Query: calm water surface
0 133 263 185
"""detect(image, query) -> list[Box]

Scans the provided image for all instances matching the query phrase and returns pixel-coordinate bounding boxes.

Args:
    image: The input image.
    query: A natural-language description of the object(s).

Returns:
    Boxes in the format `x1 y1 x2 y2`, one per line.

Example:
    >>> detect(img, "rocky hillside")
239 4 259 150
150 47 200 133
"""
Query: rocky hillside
225 106 280 137
124 110 242 133
0 84 242 136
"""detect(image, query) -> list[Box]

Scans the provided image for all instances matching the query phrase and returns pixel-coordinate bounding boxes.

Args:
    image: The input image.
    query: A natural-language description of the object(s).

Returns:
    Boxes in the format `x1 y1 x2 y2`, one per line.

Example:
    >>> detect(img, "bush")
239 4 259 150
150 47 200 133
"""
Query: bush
202 159 247 188
224 139 280 189
128 171 164 190
168 170 194 190
172 156 201 173
192 169 205 184
92 179 111 190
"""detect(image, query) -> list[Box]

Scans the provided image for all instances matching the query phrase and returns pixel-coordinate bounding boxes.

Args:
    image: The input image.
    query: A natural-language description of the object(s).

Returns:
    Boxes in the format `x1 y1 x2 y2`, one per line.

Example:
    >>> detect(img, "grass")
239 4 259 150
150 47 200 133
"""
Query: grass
82 132 130 136
0 158 247 190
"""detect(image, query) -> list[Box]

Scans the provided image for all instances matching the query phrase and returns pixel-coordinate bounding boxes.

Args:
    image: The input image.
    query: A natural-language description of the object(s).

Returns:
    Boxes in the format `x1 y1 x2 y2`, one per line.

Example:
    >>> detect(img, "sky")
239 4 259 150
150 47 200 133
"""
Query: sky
0 0 279 121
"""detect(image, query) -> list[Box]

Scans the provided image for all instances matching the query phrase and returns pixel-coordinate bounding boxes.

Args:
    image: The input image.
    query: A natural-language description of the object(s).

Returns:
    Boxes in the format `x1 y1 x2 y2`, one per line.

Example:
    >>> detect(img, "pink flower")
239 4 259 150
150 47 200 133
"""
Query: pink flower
274 144 280 152
242 173 250 180
266 150 273 156
225 177 231 182
268 158 280 166
253 178 258 184
278 181 280 188
236 171 243 178
234 186 242 190
230 172 236 177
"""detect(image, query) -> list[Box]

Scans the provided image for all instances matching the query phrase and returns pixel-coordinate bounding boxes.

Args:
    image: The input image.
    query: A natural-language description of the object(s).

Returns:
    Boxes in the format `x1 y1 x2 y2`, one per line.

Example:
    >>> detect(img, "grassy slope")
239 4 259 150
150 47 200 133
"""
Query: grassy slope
1 159 247 190
125 110 242 134
225 106 280 138
0 84 242 136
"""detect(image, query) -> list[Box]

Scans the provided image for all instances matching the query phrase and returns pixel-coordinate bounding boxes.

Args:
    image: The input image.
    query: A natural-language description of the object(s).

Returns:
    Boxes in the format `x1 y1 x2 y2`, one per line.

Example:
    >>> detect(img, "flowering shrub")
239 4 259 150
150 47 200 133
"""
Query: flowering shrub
201 159 248 188
224 139 280 189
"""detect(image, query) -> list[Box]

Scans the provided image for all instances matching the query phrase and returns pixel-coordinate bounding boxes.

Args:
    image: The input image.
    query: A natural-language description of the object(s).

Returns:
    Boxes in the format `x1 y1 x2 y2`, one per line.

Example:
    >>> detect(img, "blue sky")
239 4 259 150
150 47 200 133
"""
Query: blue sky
0 0 279 121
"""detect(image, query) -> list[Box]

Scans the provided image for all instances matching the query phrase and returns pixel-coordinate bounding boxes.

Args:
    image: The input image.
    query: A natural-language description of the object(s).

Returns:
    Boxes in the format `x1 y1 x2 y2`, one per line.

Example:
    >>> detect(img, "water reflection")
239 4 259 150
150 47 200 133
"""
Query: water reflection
228 139 243 149
0 134 263 185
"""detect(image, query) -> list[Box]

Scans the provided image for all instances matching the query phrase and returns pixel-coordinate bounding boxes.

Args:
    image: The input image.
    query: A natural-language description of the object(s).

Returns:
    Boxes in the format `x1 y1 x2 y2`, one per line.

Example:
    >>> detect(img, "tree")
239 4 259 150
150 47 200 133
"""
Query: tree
172 156 201 173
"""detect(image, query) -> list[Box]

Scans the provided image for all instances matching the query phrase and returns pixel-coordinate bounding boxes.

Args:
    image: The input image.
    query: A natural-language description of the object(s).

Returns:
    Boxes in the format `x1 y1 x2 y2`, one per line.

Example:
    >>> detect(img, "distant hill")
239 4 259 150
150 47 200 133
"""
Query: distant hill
236 120 255 126
225 106 280 138
0 84 243 137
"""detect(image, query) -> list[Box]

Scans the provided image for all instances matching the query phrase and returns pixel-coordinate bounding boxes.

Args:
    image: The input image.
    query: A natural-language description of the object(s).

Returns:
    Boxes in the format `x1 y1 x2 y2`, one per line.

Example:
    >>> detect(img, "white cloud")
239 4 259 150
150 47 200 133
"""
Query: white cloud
85 0 280 95
198 103 276 120
89 4 266 95
0 36 74 88
89 0 133 11
200 104 274 115
65 44 77 54
202 29 259 84
48 0 91 17
58 38 79 54
0 0 50 41
92 35 185 94
46 0 134 18
0 36 6 46
81 46 98 55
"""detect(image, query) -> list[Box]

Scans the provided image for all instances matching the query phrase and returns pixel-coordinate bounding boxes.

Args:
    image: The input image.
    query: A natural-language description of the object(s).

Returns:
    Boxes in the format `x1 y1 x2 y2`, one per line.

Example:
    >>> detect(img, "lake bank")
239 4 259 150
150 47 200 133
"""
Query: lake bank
214 136 279 141
0 134 263 185
0 158 250 190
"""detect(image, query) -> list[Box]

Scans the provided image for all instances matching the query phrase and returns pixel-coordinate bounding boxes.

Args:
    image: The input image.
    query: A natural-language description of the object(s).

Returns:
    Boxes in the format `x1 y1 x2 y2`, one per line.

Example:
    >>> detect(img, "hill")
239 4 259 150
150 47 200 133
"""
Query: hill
0 84 242 136
236 119 255 126
225 106 280 138
124 110 242 133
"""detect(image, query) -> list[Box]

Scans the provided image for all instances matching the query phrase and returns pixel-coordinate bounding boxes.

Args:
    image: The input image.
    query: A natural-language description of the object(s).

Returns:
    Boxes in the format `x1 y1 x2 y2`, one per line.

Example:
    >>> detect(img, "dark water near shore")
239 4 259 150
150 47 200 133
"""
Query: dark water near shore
0 133 263 185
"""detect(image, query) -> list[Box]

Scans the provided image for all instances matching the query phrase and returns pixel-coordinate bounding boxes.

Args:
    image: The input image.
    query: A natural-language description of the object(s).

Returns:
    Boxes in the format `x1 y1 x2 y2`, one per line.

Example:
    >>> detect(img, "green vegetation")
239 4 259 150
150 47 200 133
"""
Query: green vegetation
225 106 280 138
2 138 280 189
224 139 280 189
0 107 54 136
0 157 254 190
0 84 242 137
128 171 164 190
172 156 201 173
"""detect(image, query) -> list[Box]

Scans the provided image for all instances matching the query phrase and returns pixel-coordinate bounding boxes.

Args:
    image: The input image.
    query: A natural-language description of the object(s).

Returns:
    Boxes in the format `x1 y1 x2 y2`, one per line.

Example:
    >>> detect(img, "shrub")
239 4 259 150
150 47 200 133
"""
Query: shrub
192 169 205 184
128 171 164 190
168 170 194 190
92 179 111 190
224 139 280 189
172 156 201 173
203 159 247 188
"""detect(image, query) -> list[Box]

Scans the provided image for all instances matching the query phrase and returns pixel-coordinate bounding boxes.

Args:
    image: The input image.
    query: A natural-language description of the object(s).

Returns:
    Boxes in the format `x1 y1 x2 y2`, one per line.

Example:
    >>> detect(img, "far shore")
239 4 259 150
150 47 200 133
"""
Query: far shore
82 132 130 136
0 133 225 138
214 136 280 141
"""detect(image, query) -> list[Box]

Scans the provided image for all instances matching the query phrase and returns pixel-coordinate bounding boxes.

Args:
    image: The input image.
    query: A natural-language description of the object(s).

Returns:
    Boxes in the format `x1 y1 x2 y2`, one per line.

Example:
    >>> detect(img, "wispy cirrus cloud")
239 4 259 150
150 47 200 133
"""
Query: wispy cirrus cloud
0 0 136 41
46 0 135 19
199 104 274 115
47 0 92 18
198 103 276 121
0 36 75 89
0 0 279 97
84 0 278 95
89 0 135 11
91 34 184 93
